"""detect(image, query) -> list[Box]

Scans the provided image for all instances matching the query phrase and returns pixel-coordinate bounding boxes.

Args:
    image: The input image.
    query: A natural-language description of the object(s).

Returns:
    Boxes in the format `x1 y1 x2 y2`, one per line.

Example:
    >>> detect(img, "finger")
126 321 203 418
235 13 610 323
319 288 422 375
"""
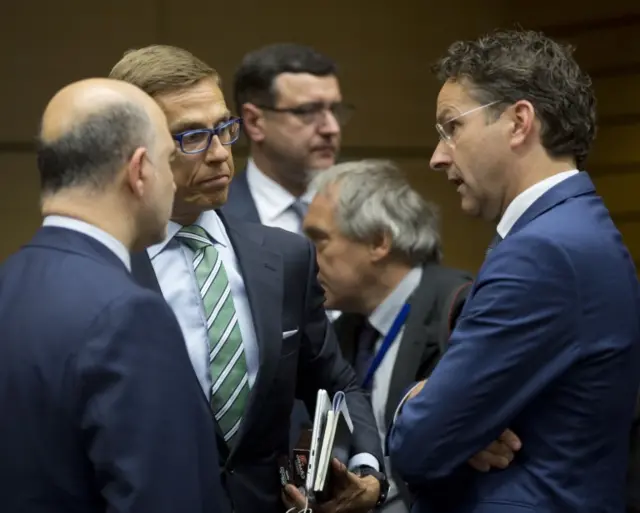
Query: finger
282 484 306 508
408 380 426 399
281 490 296 510
481 446 511 469
468 452 491 472
499 429 522 451
331 459 353 487
331 458 348 475
487 441 514 461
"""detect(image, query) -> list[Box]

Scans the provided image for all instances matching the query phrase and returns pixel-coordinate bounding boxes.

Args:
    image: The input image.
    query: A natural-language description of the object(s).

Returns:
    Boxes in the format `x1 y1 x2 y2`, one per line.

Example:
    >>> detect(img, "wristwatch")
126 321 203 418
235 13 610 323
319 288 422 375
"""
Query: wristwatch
354 465 389 508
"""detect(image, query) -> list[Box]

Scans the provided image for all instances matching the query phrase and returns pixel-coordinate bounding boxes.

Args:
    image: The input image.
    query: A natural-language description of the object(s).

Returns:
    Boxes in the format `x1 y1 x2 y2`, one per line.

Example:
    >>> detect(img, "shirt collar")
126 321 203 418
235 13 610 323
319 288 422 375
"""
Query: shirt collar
368 266 423 336
146 209 229 260
42 215 132 271
245 158 315 222
497 170 579 238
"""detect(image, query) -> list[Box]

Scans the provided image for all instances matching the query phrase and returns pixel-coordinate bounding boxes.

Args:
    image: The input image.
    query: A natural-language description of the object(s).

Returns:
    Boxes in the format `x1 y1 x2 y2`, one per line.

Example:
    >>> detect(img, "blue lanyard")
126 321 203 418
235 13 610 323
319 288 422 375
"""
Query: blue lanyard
361 303 411 389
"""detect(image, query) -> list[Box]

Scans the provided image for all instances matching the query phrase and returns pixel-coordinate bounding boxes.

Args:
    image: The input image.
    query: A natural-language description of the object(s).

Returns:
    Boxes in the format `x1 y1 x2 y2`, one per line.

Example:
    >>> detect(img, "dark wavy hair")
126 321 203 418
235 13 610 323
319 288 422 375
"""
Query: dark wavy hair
432 29 597 169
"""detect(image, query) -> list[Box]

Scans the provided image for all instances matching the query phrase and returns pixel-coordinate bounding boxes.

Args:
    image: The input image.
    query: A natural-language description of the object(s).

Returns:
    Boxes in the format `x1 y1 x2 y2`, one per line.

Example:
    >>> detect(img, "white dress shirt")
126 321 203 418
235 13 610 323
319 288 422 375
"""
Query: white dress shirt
43 215 131 271
146 209 259 398
367 266 423 507
245 158 316 234
497 170 579 238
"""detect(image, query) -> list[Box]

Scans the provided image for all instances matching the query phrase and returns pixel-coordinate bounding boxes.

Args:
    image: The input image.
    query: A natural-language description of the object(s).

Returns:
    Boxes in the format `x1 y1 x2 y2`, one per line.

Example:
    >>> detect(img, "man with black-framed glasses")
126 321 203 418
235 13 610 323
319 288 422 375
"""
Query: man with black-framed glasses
224 43 350 236
109 44 385 513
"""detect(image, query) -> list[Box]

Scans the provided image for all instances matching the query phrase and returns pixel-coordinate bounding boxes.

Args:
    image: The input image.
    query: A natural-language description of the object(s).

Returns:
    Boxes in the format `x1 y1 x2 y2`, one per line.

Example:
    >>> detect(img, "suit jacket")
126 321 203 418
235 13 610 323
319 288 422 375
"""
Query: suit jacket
131 211 384 513
223 167 261 223
0 227 226 513
388 172 640 513
224 168 325 448
334 264 473 509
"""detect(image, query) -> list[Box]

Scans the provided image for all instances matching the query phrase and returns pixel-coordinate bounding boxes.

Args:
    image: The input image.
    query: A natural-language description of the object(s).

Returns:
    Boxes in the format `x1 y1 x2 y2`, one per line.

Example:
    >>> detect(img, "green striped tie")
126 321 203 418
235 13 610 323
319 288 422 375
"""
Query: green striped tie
176 224 249 444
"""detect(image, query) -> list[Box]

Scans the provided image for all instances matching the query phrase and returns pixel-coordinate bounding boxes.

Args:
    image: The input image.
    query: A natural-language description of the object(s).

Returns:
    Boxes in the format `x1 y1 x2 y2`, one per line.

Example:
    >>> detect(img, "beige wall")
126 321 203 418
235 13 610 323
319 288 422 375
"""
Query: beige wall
4 0 639 276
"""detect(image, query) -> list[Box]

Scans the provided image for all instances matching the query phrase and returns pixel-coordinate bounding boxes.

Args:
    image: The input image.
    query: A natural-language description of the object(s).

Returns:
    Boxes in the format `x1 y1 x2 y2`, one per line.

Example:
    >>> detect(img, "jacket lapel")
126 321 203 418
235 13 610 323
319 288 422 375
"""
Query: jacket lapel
219 213 284 456
510 171 595 236
130 250 162 293
222 169 262 223
384 265 441 426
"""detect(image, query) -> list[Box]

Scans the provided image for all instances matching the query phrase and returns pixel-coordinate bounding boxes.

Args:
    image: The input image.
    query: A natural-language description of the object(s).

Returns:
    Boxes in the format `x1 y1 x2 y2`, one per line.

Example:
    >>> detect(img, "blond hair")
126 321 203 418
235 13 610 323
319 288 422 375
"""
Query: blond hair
109 44 219 97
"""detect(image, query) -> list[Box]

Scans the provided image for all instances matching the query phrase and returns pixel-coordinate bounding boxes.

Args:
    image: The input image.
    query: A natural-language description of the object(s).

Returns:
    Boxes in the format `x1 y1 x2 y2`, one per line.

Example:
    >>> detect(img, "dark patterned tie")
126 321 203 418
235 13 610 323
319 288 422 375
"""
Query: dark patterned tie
354 321 379 390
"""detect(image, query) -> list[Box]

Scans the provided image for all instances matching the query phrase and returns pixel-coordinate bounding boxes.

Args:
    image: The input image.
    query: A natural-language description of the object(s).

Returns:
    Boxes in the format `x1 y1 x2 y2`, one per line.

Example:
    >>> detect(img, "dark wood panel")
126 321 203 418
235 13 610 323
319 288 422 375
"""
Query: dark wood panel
562 23 640 78
508 1 640 32
536 13 640 38
594 74 640 118
593 170 640 215
616 220 640 261
612 212 640 224
589 124 640 167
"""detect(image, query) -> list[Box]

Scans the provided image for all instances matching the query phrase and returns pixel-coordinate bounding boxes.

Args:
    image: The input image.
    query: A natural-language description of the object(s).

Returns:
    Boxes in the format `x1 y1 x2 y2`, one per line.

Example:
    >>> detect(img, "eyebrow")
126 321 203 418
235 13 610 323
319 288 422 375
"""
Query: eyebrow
171 111 232 133
436 108 455 125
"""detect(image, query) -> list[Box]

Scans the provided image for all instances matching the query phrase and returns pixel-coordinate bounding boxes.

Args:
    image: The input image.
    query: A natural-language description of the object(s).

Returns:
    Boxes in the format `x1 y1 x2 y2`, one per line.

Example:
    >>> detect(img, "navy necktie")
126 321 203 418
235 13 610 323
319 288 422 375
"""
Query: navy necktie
354 321 379 390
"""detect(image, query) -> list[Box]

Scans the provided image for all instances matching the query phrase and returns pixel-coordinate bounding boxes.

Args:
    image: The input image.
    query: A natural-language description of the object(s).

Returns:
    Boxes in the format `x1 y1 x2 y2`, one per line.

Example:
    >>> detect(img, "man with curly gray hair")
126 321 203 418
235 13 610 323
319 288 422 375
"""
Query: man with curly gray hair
388 29 640 513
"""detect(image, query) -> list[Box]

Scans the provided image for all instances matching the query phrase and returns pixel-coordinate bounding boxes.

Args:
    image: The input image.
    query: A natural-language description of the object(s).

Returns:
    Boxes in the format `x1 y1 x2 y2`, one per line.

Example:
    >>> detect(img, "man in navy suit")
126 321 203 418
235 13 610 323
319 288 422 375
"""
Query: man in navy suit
0 78 227 512
109 45 386 513
388 29 640 513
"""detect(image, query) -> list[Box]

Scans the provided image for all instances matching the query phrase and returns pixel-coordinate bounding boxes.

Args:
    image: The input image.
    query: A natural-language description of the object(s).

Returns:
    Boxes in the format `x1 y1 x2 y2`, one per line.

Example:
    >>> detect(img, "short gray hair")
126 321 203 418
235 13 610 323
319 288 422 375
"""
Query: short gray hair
310 159 442 264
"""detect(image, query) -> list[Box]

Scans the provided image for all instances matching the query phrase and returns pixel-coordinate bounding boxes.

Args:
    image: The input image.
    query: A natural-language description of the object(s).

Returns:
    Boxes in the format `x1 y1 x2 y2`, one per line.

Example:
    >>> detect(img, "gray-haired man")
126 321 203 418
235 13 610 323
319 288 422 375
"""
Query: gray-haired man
302 159 523 512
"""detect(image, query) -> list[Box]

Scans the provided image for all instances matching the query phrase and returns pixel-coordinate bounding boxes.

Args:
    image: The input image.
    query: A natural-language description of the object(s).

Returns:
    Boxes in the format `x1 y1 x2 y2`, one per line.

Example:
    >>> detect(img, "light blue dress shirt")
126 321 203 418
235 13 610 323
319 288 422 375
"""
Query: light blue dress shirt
146 210 259 398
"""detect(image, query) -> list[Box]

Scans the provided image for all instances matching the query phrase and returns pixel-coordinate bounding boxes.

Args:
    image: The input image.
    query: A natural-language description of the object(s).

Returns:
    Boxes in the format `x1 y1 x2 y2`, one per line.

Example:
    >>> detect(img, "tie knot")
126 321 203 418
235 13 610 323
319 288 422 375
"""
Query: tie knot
290 199 308 221
176 224 213 252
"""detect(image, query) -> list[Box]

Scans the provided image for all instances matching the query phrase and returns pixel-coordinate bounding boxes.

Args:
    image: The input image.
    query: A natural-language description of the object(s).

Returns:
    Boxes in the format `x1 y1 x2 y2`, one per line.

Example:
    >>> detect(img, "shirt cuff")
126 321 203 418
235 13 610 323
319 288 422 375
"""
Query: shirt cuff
348 452 380 471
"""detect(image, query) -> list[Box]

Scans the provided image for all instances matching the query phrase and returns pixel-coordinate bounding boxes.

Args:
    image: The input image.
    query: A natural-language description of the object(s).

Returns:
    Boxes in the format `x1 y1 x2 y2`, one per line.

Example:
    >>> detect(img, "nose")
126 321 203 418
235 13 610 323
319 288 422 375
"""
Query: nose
430 140 453 172
318 110 341 136
204 135 230 163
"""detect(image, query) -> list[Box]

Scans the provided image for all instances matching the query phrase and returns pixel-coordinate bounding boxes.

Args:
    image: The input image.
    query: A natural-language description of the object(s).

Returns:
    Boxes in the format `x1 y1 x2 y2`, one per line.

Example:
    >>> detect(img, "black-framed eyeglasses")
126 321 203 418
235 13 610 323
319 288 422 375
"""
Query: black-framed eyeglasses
172 117 243 154
257 101 355 126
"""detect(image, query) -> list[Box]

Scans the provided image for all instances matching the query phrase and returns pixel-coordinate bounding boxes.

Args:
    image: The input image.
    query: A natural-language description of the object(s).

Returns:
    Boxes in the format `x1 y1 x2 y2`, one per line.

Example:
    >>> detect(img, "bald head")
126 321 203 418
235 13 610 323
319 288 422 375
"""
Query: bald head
40 78 162 144
37 77 168 194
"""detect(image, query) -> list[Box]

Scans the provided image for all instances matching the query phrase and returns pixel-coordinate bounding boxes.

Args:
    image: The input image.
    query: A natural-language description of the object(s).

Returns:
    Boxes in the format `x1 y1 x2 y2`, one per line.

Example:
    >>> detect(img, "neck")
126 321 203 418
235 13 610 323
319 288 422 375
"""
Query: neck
501 152 576 220
250 148 307 197
171 211 200 226
41 189 135 251
360 262 413 316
